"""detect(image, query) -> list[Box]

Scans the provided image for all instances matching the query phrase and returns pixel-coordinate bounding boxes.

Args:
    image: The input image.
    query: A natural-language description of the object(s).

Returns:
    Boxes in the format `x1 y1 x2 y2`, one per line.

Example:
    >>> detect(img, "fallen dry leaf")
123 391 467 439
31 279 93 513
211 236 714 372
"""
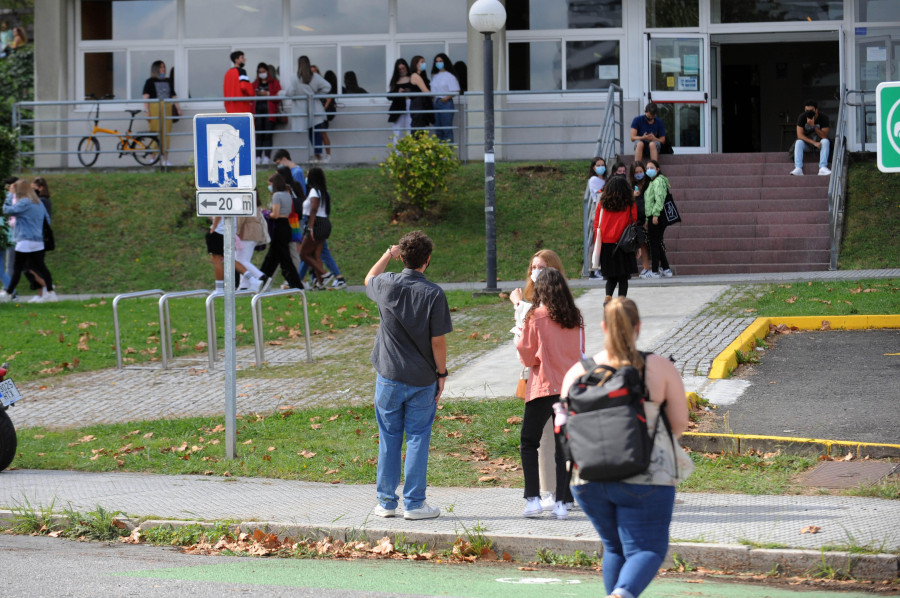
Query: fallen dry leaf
800 525 821 534
506 416 523 425
299 450 316 458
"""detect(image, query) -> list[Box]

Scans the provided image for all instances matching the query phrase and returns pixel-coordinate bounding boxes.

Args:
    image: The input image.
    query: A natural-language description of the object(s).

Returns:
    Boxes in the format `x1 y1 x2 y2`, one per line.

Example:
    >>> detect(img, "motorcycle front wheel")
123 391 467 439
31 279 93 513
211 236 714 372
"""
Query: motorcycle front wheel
0 408 16 472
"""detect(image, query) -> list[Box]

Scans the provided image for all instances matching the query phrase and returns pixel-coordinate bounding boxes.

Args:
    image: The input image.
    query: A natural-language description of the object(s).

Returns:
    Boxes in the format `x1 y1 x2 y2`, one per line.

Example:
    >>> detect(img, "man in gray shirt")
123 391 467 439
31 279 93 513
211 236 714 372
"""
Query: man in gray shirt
365 230 452 520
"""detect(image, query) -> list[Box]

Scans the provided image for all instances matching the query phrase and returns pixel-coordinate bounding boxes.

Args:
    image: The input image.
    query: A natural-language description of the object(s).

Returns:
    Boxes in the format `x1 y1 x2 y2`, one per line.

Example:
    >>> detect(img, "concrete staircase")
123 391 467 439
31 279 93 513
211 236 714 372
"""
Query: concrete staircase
650 152 832 274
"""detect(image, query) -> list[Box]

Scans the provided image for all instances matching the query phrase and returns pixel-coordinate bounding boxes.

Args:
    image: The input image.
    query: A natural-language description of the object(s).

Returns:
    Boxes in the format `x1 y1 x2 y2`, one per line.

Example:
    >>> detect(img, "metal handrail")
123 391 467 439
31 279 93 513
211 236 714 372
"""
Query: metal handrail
827 87 850 271
112 290 165 369
157 290 211 369
205 289 258 368
251 288 312 368
582 84 624 277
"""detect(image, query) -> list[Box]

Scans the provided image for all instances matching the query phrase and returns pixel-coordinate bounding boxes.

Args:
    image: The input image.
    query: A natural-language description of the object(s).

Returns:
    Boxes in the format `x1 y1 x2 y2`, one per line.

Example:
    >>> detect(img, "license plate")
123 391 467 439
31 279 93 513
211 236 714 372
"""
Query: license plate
0 378 21 407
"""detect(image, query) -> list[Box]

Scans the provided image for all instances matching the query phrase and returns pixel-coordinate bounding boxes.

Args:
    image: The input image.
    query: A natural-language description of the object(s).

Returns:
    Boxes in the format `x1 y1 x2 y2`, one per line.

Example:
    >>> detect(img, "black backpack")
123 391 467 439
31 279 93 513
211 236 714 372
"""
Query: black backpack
559 353 675 482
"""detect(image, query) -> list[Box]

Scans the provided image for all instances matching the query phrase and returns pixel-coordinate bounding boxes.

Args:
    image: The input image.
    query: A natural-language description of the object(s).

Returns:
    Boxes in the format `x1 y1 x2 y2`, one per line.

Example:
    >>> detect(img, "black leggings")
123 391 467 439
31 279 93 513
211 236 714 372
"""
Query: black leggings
5 250 53 294
260 219 304 289
255 115 274 158
647 220 670 272
605 276 629 297
521 395 573 503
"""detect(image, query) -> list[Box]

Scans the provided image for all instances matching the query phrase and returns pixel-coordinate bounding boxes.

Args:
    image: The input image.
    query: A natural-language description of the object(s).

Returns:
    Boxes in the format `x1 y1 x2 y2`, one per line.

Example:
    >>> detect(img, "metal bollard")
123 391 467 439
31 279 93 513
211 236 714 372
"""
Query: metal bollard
205 289 257 368
112 290 165 369
157 290 211 369
250 287 312 367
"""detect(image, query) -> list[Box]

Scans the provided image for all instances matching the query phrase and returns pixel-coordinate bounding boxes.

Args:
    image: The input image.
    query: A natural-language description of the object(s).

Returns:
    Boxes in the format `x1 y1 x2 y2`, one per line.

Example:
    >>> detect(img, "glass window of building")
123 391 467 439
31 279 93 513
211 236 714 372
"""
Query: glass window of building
83 51 127 100
290 0 388 35
185 0 282 39
340 45 386 95
710 0 842 23
646 0 698 28
130 50 175 100
649 38 703 92
81 0 176 41
857 1 900 21
398 43 445 70
507 0 622 30
509 41 562 91
187 48 229 99
242 48 283 80
565 40 620 89
396 0 467 33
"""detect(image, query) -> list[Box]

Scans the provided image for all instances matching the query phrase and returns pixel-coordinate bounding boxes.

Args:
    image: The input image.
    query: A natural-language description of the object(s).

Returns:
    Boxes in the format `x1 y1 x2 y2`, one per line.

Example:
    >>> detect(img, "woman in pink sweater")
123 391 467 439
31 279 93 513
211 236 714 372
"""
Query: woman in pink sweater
516 267 584 520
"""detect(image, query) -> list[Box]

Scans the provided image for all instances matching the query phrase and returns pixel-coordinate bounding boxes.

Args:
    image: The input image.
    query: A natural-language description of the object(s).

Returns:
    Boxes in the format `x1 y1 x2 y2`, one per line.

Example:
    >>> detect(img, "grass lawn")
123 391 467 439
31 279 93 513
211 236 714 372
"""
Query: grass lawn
840 158 900 270
15 161 585 295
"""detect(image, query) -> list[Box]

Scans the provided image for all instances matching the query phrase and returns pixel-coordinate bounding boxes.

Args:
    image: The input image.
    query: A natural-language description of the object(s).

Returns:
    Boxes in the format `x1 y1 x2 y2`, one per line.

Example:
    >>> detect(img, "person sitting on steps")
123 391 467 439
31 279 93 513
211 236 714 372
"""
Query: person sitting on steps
790 99 831 177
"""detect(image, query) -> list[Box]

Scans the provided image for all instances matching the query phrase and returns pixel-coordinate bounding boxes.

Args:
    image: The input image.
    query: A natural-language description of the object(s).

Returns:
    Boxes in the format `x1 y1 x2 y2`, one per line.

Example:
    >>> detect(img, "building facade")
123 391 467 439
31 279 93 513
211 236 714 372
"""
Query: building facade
33 0 900 166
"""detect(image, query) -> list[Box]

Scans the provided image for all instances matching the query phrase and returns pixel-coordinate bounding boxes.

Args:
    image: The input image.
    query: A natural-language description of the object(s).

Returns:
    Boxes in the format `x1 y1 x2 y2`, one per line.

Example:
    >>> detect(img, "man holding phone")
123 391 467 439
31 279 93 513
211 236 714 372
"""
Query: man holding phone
791 100 831 176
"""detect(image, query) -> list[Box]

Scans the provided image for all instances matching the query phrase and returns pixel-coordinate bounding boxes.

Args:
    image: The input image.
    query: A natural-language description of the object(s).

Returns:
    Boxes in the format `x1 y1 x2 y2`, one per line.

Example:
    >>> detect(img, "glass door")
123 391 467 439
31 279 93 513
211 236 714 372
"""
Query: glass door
646 34 709 153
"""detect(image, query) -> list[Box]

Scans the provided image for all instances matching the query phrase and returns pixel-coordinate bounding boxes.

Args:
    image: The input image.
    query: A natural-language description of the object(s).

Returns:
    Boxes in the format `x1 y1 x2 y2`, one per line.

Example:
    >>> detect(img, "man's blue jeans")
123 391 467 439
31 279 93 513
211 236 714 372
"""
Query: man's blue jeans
794 138 830 170
374 374 437 511
572 481 675 598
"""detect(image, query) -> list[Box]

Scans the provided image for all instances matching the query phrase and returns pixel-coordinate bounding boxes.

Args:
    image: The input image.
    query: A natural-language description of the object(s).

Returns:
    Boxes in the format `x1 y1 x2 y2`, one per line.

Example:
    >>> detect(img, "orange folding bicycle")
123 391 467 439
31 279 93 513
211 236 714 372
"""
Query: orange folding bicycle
77 95 161 167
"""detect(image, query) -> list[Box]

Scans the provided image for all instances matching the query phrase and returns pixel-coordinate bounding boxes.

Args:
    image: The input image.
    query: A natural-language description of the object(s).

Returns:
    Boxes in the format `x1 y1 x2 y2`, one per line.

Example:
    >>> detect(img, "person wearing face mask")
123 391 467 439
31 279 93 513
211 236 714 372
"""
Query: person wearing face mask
509 249 572 513
256 173 305 292
629 161 652 277
597 176 639 303
429 53 460 143
252 62 282 166
407 55 434 132
587 157 607 279
142 60 181 167
279 56 331 161
630 102 666 162
643 159 673 278
223 50 254 114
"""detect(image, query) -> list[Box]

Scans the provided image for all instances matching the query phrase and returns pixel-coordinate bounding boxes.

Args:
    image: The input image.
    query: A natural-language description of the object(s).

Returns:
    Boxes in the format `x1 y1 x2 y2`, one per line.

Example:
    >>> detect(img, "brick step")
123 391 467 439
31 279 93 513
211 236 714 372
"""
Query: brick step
664 249 830 265
669 189 828 203
664 174 829 189
662 163 832 177
622 152 812 165
665 223 829 239
664 236 830 252
670 263 831 275
674 211 829 226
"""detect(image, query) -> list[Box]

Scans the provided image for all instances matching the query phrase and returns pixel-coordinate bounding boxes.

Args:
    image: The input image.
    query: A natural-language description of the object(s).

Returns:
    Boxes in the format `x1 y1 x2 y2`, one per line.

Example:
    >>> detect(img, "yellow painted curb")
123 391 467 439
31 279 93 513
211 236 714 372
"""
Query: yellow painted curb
684 431 900 457
708 315 900 379
685 391 700 410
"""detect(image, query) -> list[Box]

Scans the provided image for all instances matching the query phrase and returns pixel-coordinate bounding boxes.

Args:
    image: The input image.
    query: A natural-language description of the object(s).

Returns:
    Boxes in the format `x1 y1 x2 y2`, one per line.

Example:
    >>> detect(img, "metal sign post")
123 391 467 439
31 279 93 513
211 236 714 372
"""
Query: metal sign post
876 81 900 173
193 113 256 459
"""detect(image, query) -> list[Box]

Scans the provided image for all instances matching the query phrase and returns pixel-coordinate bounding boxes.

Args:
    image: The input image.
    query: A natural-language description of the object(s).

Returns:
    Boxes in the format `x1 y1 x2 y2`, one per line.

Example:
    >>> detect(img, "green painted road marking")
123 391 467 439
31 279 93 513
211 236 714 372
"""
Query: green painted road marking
116 558 875 597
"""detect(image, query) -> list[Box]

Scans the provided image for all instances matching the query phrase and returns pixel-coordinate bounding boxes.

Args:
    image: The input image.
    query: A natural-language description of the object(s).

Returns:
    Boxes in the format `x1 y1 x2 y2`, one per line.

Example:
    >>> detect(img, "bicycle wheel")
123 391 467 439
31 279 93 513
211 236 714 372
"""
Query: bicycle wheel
132 135 160 166
77 136 100 167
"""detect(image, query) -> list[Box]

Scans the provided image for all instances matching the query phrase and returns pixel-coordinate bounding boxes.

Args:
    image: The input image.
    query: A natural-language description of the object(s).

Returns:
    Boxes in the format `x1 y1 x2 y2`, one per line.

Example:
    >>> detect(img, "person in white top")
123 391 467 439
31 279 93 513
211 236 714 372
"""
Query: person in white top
429 53 461 144
279 56 331 161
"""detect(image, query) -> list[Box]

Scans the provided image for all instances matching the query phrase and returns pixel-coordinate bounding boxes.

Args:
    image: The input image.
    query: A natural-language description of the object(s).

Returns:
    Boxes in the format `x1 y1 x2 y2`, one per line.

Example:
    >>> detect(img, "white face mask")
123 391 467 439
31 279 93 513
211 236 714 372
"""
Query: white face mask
530 268 543 283
259 72 268 80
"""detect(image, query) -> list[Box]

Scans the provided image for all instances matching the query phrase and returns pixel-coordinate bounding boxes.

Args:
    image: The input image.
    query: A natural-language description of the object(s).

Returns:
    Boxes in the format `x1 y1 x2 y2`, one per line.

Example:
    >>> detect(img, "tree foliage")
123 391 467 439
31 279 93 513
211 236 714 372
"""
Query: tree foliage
0 44 34 175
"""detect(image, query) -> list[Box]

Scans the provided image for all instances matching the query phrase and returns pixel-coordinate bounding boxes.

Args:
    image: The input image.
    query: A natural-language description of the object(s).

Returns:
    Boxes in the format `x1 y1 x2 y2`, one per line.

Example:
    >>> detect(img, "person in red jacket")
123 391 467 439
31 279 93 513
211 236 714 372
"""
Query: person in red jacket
223 50 254 113
597 175 639 303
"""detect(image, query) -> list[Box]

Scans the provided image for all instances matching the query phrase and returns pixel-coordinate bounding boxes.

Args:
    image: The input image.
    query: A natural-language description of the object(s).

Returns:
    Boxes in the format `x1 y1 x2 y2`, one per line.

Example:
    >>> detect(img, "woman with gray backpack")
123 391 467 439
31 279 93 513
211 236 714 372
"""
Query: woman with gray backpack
560 297 692 598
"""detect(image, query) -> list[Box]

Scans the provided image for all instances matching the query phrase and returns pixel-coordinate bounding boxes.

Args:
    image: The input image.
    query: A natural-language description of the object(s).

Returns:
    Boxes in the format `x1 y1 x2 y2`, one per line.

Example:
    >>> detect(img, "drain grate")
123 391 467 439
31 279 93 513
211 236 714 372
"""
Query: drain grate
802 461 898 489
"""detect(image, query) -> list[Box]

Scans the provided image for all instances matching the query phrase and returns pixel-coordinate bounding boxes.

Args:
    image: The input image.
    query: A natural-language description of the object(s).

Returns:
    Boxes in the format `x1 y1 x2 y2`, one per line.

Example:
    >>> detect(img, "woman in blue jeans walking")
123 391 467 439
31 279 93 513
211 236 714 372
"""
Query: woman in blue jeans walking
560 297 690 598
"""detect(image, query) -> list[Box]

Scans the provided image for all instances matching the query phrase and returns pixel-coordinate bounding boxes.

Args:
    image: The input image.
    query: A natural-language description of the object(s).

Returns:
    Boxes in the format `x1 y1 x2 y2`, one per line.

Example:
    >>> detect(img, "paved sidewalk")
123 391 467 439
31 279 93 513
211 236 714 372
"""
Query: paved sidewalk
1 469 897 578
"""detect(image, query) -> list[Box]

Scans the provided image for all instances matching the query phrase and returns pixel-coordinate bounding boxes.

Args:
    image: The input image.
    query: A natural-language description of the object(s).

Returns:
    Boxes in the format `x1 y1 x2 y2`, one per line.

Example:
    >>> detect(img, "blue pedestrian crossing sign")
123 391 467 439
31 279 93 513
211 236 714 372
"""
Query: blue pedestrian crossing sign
193 113 256 190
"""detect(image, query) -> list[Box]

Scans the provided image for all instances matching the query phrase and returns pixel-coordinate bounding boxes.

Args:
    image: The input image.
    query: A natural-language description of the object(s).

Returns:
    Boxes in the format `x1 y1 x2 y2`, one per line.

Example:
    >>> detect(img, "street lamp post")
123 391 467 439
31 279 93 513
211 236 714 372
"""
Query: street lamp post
469 0 506 294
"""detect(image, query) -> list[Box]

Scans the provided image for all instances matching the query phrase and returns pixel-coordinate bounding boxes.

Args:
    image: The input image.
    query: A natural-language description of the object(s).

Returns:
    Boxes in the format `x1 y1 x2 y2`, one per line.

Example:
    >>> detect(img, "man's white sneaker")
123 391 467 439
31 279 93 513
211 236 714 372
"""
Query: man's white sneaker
523 497 543 518
0 290 10 303
790 167 803 176
552 501 569 520
28 294 44 303
661 269 673 278
44 291 58 302
372 504 396 518
404 502 440 520
818 166 832 176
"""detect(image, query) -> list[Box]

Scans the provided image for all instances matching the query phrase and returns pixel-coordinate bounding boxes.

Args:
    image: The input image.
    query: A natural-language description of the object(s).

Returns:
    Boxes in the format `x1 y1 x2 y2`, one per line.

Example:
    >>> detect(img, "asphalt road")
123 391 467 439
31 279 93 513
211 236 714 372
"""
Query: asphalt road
725 329 900 443
0 535 883 597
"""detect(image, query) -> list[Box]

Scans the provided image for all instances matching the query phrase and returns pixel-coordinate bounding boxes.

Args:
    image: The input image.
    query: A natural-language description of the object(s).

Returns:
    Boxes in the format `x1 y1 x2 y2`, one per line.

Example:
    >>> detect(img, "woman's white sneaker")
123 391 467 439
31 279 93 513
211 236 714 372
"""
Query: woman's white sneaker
552 501 569 520
523 497 543 518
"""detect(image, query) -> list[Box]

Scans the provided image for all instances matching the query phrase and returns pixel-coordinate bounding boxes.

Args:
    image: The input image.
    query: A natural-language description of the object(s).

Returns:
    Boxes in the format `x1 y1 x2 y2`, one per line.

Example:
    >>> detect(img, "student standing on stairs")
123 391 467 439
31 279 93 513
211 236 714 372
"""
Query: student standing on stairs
644 160 673 278
791 99 831 176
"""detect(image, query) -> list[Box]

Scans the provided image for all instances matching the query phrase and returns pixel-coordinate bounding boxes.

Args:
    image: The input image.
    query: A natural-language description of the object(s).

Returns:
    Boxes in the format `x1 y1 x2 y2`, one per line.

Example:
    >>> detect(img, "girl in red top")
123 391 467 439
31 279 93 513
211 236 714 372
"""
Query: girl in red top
516 267 584 521
598 176 639 303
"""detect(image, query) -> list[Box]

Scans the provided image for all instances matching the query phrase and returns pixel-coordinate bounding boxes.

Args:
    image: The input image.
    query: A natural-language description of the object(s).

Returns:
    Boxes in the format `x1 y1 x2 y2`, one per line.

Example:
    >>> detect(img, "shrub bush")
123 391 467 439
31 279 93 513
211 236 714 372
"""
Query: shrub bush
380 131 459 219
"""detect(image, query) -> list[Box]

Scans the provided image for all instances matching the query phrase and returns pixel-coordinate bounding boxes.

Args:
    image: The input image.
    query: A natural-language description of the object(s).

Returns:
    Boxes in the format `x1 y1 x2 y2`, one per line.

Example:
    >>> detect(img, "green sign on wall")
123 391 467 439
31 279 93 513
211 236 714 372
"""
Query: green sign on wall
877 81 900 173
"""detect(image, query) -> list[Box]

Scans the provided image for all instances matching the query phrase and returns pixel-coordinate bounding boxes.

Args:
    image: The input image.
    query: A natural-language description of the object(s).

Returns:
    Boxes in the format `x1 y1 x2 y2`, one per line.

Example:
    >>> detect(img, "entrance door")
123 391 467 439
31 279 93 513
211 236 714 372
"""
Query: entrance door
646 34 709 154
